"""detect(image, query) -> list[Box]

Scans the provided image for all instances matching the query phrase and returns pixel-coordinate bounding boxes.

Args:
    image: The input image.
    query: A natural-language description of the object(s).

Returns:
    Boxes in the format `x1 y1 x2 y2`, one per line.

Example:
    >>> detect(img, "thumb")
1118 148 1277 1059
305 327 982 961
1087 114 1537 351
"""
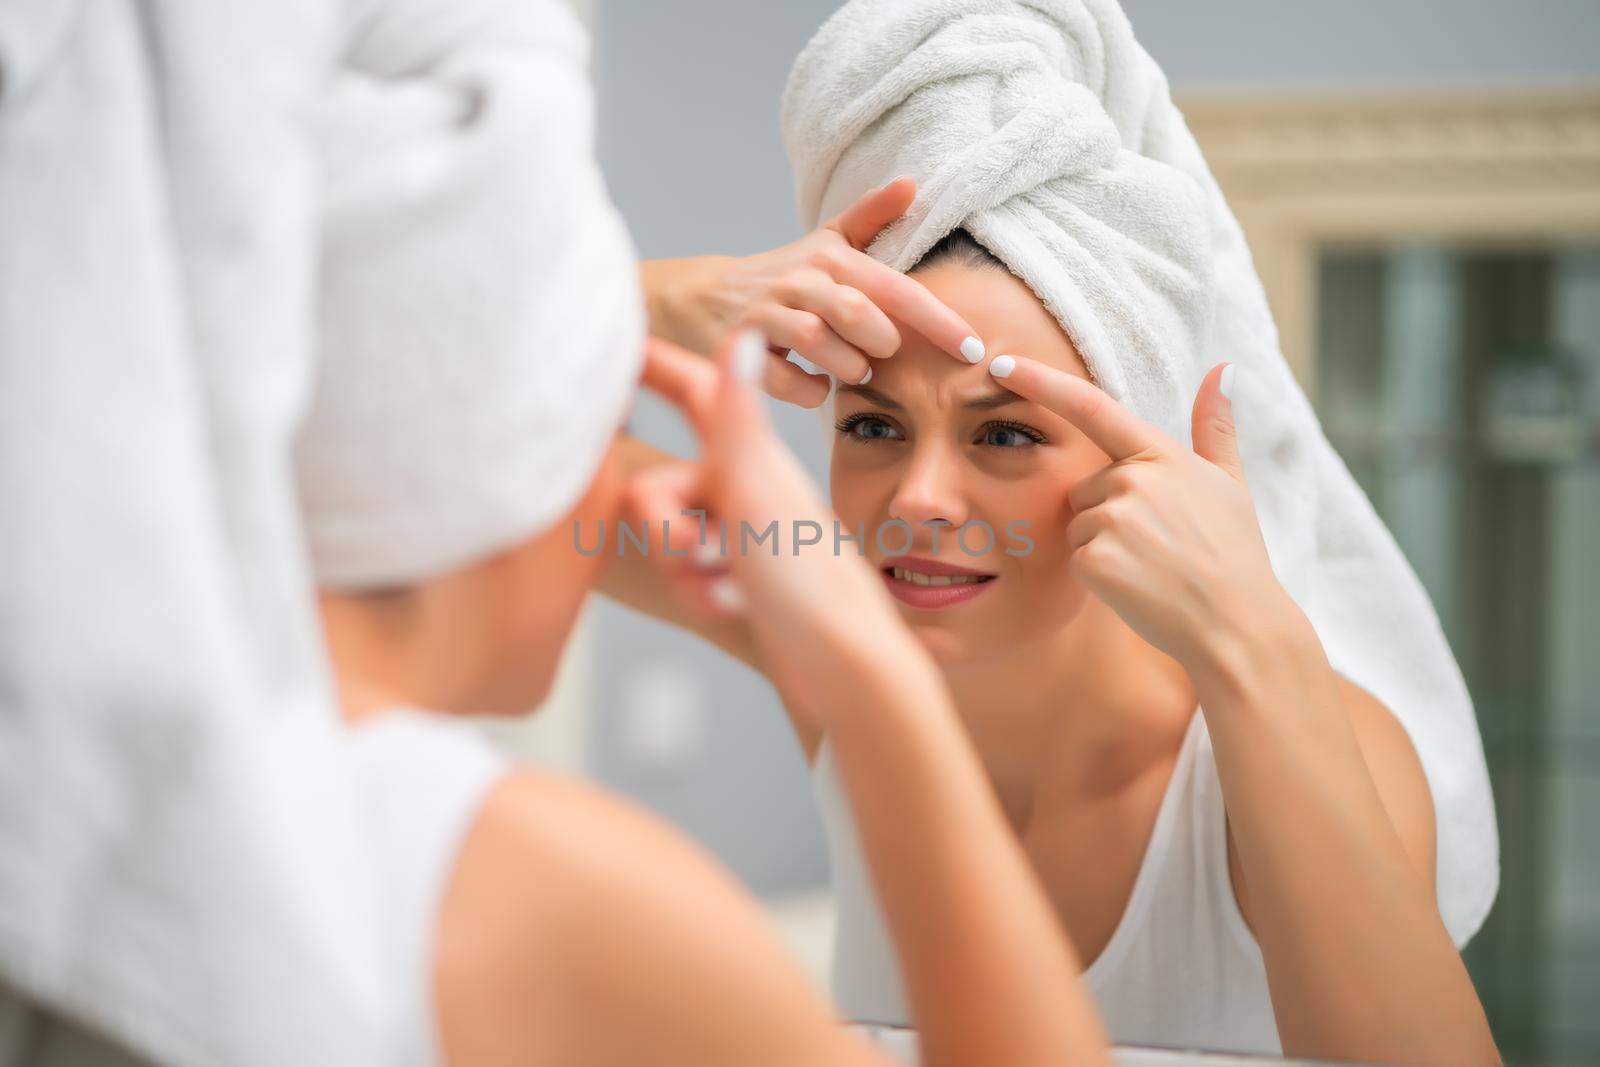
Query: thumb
827 175 916 250
1192 362 1245 483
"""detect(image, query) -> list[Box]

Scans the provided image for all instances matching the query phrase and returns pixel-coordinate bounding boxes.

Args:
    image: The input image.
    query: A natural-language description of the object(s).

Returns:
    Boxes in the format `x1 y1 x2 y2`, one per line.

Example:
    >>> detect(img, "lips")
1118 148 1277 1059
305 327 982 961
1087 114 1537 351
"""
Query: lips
880 556 997 610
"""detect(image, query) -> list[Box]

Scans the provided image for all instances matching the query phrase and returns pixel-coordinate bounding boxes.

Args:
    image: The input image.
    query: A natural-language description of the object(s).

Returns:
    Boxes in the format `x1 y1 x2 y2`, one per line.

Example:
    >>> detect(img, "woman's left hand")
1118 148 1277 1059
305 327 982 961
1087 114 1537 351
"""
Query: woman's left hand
990 357 1290 669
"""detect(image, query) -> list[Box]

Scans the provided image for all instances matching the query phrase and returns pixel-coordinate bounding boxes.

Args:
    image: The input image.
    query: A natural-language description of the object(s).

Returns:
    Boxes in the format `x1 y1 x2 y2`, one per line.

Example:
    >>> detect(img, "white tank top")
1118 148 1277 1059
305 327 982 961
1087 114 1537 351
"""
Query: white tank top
345 709 511 1067
813 710 1282 1057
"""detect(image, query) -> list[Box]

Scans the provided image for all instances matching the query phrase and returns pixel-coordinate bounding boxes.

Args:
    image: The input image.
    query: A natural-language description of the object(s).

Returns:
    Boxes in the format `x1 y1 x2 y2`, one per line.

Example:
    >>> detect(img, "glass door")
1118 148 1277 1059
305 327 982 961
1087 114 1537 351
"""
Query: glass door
1315 245 1600 1067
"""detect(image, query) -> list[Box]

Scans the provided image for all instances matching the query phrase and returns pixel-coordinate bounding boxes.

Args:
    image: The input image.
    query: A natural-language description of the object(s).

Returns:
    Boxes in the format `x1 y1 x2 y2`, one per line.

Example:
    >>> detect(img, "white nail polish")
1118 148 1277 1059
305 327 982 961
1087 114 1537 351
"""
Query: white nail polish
732 328 767 384
858 366 873 385
989 354 1016 379
1220 363 1237 400
693 542 721 570
708 576 747 614
960 336 985 364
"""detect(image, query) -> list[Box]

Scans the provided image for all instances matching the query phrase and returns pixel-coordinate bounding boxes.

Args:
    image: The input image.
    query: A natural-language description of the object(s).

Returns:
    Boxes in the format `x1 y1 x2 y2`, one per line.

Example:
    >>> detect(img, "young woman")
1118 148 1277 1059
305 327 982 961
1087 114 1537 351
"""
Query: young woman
307 324 1113 1067
623 1 1501 1059
618 234 1500 1067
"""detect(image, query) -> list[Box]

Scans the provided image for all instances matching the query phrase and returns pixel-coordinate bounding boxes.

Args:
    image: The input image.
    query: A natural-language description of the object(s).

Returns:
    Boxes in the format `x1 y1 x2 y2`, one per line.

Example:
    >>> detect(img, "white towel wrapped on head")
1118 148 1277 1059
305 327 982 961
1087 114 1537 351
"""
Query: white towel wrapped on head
782 0 1497 945
299 0 644 589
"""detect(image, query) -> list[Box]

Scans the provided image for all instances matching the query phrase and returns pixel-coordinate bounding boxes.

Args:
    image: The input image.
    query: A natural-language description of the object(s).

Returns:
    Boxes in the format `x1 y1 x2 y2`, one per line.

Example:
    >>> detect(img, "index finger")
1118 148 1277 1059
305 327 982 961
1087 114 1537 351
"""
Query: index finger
818 246 984 364
640 335 718 434
988 355 1165 461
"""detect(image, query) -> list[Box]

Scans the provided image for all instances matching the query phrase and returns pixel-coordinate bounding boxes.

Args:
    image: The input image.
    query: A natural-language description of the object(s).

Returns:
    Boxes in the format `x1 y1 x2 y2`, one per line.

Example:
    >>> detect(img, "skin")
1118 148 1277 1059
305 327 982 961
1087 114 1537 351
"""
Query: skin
617 258 1500 1065
319 333 1111 1067
643 179 983 408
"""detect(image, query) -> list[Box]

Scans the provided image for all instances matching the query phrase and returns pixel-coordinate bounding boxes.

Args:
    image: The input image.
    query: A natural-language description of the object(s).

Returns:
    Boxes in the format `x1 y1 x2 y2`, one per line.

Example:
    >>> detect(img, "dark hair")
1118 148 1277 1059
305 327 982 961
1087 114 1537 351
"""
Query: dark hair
910 228 1007 274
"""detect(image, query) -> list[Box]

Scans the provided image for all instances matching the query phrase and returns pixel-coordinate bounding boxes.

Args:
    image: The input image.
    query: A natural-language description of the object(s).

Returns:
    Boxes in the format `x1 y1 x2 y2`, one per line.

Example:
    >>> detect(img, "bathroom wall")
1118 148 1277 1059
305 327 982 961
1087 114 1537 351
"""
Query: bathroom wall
1121 0 1599 90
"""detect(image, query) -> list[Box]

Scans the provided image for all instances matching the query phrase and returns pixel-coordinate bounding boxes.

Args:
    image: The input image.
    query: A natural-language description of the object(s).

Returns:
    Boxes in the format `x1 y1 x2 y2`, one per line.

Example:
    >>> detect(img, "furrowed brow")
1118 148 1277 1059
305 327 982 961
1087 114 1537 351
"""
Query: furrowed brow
963 391 1027 412
836 385 1026 412
835 383 904 409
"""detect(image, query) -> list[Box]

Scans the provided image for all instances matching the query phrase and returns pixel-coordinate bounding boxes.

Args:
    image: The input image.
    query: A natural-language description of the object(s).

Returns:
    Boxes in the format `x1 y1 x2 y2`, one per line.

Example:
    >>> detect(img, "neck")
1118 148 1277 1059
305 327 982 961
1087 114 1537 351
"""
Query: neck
318 590 445 724
940 598 1196 830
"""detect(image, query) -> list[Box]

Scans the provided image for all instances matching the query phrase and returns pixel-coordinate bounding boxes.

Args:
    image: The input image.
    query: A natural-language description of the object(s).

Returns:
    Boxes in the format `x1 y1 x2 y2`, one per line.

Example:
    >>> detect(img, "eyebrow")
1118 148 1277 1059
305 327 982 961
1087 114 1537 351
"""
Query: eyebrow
836 383 1025 412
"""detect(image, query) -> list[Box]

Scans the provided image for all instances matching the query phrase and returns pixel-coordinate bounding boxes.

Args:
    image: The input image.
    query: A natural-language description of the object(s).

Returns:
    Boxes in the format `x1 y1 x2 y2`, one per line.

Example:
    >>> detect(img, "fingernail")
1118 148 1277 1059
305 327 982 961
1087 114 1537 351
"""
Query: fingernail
989 354 1016 379
693 542 722 570
708 576 747 614
1219 362 1237 400
858 366 873 385
960 336 985 364
732 328 767 385
881 173 912 190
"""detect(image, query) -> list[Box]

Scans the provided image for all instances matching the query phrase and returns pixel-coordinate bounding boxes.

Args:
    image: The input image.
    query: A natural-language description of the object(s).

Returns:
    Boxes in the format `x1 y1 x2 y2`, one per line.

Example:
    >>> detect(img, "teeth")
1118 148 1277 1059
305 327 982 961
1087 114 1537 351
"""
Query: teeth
890 567 987 586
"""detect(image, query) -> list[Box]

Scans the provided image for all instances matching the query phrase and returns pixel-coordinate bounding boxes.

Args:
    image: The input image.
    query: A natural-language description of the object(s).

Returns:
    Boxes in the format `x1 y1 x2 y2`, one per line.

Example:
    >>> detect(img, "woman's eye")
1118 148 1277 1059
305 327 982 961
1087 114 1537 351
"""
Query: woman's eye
977 421 1045 448
836 414 903 442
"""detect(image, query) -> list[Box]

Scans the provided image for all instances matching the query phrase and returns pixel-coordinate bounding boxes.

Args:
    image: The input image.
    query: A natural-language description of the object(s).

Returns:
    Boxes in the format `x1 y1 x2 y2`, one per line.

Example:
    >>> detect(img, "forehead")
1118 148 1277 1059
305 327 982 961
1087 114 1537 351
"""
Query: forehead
909 261 1089 380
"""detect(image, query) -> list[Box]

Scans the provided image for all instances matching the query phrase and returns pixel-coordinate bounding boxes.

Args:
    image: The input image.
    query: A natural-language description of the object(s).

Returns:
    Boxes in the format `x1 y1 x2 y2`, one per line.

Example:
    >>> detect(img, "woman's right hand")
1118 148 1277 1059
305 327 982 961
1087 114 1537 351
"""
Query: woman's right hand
631 331 930 720
640 178 985 408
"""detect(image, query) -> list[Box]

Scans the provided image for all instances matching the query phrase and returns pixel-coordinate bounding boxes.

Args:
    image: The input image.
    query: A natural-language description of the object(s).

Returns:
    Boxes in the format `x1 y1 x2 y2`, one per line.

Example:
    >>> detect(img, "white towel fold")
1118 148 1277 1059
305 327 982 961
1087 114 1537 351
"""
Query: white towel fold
298 0 644 588
0 1 393 1064
782 0 1497 945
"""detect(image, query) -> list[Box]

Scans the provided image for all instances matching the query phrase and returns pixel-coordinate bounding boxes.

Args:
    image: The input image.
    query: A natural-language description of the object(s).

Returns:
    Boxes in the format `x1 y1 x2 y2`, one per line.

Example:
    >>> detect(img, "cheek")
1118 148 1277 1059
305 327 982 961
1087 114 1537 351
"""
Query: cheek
828 455 896 525
988 457 1091 598
973 465 1075 552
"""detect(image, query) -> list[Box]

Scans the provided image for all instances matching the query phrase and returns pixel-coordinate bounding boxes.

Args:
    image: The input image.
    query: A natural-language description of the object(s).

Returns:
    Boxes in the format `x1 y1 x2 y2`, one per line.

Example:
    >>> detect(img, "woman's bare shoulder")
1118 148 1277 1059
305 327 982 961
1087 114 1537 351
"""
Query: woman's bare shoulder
1333 675 1438 882
432 770 871 1067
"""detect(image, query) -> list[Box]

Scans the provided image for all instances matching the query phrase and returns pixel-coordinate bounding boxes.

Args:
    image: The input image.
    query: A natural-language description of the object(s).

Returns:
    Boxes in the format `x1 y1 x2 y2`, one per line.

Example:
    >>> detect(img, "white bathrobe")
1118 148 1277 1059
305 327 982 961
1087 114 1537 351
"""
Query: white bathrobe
0 0 644 1062
0 1 394 1063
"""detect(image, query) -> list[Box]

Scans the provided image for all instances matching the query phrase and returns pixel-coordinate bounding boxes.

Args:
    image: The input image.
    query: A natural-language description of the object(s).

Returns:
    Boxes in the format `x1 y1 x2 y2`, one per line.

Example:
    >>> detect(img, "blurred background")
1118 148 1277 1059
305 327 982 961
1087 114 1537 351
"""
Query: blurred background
493 2 1600 1063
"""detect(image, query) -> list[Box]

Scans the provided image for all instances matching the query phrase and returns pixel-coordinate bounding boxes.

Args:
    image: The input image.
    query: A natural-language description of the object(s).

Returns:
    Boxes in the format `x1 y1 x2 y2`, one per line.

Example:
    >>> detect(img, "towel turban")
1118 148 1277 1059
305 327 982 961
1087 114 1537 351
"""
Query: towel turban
297 0 644 589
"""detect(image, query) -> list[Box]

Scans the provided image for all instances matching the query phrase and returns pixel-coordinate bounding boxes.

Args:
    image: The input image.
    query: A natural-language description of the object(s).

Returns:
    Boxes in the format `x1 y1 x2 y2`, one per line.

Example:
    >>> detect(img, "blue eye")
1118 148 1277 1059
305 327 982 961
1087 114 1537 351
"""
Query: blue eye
835 413 904 442
978 420 1046 448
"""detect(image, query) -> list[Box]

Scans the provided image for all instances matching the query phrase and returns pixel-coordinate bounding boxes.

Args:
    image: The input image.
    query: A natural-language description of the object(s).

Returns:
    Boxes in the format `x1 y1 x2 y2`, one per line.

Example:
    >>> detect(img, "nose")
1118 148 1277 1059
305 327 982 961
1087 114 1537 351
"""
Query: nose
887 439 970 533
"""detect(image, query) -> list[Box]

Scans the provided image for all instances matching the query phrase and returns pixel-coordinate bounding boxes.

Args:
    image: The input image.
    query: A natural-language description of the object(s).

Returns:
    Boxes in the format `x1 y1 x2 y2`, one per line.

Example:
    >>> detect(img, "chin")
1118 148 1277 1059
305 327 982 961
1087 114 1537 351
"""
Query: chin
902 591 1086 669
904 619 989 667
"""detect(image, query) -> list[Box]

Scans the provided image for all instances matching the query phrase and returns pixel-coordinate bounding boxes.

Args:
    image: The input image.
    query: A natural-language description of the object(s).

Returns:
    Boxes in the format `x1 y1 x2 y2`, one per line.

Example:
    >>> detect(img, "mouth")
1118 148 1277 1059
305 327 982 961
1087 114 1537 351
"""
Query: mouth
880 556 998 610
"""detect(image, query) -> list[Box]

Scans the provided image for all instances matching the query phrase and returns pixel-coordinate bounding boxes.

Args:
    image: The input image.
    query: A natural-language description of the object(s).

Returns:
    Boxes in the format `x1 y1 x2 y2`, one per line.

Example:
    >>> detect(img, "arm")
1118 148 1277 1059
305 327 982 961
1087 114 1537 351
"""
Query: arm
815 631 1110 1067
1199 601 1495 1066
632 334 1112 1067
988 355 1496 1066
1227 673 1438 931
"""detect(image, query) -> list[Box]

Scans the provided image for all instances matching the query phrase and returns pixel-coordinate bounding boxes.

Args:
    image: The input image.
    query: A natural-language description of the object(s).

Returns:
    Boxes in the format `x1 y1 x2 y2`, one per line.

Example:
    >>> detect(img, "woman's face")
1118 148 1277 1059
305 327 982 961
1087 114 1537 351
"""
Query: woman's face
828 260 1112 665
